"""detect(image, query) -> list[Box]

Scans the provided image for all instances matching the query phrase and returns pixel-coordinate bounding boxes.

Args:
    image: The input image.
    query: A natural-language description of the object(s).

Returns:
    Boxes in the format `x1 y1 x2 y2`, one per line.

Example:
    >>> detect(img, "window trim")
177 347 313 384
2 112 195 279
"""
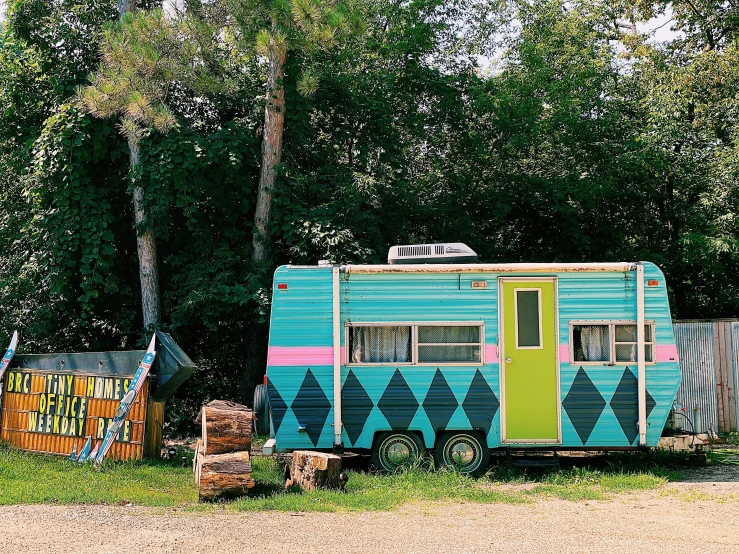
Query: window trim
345 321 485 366
569 320 656 366
514 288 543 350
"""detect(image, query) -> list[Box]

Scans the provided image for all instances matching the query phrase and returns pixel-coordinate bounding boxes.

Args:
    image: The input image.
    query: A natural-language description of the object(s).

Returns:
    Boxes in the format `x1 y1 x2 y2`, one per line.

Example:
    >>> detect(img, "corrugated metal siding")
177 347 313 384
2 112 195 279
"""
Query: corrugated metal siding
733 322 739 432
267 266 334 449
558 263 679 448
1 373 147 460
269 266 333 347
674 322 719 433
340 271 499 449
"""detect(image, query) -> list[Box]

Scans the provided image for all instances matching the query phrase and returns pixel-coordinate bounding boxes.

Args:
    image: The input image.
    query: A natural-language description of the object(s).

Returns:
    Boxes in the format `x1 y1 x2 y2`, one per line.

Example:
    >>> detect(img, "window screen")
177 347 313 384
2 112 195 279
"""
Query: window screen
417 326 482 363
349 326 411 364
573 325 610 362
614 325 654 363
516 290 541 347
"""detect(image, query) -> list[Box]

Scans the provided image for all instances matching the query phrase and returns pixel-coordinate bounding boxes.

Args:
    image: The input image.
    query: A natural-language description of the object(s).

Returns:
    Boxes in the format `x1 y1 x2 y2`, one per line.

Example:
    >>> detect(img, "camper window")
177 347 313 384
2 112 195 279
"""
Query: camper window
417 326 482 363
570 322 655 364
347 323 483 365
572 325 610 362
349 326 412 364
615 324 654 363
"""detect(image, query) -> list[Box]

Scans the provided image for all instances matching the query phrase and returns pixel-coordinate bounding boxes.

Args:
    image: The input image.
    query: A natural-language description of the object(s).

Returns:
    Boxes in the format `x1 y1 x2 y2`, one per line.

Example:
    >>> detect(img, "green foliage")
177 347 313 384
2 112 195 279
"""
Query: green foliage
78 9 220 143
2 105 135 351
3 0 739 423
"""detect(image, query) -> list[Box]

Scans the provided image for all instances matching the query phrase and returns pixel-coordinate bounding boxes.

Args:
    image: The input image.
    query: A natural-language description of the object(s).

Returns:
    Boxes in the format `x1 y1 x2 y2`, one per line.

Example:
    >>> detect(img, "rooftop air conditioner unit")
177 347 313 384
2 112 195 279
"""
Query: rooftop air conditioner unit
388 243 478 265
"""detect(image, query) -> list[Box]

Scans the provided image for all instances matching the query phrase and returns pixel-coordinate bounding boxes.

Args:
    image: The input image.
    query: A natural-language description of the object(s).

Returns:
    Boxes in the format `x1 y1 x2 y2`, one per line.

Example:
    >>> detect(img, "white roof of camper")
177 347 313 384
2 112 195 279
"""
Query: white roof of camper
295 262 640 273
344 262 637 273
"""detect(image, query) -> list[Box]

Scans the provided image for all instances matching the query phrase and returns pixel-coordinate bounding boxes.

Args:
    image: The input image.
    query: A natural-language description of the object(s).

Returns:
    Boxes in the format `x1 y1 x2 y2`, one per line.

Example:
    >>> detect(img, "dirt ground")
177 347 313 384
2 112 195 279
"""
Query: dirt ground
1 473 738 554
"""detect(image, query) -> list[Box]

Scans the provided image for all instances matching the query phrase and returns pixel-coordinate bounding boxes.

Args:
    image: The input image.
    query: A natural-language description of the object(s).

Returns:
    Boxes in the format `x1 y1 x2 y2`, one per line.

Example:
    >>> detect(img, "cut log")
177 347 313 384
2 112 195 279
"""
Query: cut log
197 451 255 502
286 451 345 491
199 400 253 455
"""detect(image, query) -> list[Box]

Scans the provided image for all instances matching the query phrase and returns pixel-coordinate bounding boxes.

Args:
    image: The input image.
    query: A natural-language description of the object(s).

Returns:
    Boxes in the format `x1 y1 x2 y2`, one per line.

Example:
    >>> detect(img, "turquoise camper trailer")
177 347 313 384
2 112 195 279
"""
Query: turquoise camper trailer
256 244 681 475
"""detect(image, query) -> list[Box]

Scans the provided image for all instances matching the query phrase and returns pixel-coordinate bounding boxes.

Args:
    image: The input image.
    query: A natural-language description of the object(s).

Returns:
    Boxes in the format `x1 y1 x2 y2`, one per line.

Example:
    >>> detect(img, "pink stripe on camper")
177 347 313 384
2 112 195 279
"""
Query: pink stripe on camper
559 344 570 363
267 346 334 366
485 345 499 363
656 344 678 362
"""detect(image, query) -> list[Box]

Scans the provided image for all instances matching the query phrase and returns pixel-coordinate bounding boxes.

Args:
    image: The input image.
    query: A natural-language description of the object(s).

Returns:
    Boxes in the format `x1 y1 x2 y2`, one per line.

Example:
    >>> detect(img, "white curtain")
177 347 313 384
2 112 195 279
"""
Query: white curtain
351 326 411 363
581 326 609 362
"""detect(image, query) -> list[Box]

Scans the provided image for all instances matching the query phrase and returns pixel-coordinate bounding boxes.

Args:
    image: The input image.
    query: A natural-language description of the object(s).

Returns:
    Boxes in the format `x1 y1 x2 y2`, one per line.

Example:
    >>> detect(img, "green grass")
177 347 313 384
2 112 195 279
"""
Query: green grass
0 445 677 511
709 449 739 465
228 455 671 512
0 444 197 506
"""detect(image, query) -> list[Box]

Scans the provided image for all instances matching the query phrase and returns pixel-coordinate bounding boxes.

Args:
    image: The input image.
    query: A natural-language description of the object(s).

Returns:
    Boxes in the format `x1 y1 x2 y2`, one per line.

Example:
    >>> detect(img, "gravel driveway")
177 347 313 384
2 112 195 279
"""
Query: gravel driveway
1 478 738 554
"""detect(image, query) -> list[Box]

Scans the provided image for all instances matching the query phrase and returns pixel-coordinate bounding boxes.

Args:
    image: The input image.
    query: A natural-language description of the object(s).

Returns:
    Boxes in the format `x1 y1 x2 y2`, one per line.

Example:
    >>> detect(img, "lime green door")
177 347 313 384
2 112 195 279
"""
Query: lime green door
501 280 559 442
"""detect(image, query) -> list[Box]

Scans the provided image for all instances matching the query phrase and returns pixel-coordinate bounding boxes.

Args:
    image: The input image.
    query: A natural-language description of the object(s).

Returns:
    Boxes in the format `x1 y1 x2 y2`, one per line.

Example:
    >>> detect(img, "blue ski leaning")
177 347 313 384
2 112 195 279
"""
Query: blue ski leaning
95 335 157 464
77 436 92 462
0 331 18 384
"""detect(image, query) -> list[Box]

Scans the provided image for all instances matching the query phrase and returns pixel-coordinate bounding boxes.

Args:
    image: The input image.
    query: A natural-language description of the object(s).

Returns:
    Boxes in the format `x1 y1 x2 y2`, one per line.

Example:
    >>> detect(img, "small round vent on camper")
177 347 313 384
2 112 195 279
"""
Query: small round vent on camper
388 243 478 264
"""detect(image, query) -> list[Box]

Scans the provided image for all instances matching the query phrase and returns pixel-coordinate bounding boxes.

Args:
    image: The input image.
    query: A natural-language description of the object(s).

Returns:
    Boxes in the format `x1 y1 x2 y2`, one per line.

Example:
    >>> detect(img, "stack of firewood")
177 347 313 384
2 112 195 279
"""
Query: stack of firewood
194 400 255 501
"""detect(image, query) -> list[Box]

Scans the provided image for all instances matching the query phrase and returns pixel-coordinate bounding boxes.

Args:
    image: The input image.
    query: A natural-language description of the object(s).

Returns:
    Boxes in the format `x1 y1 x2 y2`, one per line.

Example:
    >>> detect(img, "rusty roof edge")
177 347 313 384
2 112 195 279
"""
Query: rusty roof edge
340 262 637 274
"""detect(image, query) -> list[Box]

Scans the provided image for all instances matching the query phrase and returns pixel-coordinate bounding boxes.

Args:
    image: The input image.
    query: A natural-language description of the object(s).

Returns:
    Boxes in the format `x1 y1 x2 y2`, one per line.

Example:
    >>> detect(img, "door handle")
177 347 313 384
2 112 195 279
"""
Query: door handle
505 357 512 364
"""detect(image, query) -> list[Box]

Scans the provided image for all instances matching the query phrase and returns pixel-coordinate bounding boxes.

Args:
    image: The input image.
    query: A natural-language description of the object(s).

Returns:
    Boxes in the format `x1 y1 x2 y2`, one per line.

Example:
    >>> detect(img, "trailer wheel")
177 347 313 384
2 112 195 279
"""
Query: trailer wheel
253 384 270 436
434 432 489 477
371 432 425 473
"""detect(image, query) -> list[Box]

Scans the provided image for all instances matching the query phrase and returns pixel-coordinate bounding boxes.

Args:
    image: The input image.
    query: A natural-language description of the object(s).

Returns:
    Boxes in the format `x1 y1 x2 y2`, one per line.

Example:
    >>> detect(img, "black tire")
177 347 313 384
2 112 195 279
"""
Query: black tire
253 383 270 436
371 432 425 473
434 431 490 477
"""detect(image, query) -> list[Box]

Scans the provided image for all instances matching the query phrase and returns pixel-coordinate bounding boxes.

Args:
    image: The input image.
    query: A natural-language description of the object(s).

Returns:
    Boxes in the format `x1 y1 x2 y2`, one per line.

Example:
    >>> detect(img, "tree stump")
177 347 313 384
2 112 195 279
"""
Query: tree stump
198 400 253 455
286 451 345 491
197 451 255 501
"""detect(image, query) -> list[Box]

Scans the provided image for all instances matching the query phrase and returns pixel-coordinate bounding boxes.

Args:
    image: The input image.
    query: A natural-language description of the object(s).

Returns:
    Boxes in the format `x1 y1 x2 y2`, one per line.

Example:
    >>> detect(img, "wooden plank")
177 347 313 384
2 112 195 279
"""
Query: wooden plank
720 323 735 432
728 324 738 431
714 322 727 433
144 400 165 458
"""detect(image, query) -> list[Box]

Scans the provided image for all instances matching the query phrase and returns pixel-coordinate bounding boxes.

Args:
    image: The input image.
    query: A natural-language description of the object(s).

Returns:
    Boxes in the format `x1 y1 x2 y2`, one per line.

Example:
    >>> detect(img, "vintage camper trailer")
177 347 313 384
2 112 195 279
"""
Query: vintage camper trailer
256 244 681 475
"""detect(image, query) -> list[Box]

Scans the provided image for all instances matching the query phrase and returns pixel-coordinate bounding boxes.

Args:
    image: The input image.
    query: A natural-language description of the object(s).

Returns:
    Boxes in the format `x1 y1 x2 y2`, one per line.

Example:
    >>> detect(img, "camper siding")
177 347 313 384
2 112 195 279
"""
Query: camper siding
340 272 500 449
556 263 680 447
266 266 335 449
266 262 680 451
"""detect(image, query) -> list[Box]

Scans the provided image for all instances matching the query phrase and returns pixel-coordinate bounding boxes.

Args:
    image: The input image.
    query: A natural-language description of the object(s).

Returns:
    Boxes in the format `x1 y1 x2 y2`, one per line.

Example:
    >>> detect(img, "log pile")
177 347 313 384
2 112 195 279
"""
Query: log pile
194 400 255 501
196 451 255 501
285 450 347 492
197 400 253 455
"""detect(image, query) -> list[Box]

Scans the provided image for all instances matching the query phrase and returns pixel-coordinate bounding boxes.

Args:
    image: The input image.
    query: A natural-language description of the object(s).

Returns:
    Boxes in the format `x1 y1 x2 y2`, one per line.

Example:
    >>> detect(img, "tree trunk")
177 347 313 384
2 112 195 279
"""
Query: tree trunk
251 46 287 264
242 43 287 402
119 0 160 329
285 451 345 491
130 139 161 329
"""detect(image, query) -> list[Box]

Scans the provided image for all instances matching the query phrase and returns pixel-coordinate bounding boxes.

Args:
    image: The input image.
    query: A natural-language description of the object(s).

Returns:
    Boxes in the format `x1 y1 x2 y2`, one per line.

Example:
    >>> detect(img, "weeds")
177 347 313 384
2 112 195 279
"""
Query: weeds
0 444 708 512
